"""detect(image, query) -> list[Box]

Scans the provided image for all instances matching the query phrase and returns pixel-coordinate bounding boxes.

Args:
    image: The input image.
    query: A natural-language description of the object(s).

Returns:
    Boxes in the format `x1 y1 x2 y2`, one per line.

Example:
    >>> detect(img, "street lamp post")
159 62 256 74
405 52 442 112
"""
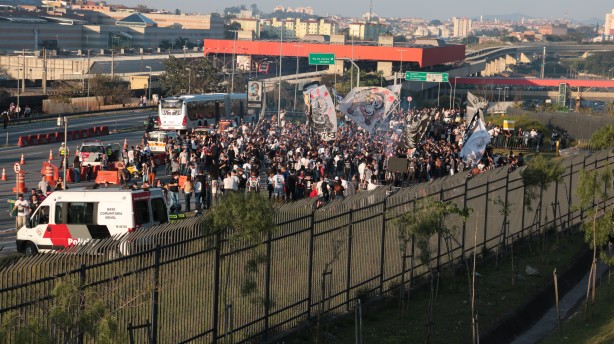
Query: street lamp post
396 49 407 75
504 86 509 101
146 66 152 101
277 27 283 127
57 116 68 188
293 44 303 111
186 68 191 94
229 30 239 93
496 87 502 102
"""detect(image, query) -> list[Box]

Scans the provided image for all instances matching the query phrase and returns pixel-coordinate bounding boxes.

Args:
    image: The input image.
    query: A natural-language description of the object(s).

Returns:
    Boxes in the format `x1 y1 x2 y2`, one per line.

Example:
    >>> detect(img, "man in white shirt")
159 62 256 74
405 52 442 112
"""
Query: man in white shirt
14 194 30 229
223 172 235 193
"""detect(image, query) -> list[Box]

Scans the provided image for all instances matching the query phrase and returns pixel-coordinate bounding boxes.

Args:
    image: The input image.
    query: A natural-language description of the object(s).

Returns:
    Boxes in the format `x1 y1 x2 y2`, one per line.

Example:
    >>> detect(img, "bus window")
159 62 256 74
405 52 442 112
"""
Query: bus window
133 200 150 226
55 203 63 223
161 100 182 109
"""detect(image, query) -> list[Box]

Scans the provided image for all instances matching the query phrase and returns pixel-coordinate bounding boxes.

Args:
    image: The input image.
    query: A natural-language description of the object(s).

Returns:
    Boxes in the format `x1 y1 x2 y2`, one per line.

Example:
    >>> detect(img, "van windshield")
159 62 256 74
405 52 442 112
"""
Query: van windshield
81 146 104 153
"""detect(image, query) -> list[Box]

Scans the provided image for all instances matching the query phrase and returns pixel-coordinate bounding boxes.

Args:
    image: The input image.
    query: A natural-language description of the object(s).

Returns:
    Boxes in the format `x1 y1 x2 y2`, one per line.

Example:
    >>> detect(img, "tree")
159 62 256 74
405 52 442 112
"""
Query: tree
393 199 470 343
50 81 84 104
174 8 181 15
135 4 149 13
576 167 613 318
429 20 442 26
0 278 124 343
520 154 565 250
205 192 276 309
589 125 614 150
159 56 222 96
88 74 131 106
224 22 242 39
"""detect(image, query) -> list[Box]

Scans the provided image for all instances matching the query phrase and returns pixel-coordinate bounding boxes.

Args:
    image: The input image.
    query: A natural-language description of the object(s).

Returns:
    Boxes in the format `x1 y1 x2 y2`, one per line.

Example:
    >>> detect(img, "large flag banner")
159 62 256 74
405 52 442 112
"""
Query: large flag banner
338 85 401 133
460 117 491 166
404 113 431 149
304 85 337 141
466 92 488 124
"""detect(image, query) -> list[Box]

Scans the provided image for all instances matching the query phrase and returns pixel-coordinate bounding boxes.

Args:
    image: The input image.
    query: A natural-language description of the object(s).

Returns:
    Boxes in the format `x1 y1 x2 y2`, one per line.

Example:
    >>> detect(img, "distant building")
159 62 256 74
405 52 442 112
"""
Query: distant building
261 17 337 39
539 25 568 36
348 21 388 41
452 17 472 37
605 9 614 36
232 18 260 38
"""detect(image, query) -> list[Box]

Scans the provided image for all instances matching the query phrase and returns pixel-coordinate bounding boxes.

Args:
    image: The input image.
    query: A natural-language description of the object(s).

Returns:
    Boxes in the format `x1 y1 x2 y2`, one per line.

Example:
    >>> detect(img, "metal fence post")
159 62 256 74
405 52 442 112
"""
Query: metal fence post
307 211 316 319
379 197 387 294
483 178 490 254
436 185 444 270
151 244 161 344
78 264 86 344
346 209 354 311
503 169 510 247
212 234 221 341
461 178 469 258
263 230 273 340
567 160 573 227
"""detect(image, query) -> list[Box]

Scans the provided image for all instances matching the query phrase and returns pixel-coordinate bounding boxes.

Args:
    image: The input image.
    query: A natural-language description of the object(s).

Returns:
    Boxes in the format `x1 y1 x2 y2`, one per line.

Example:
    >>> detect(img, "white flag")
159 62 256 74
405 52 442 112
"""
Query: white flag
305 85 337 141
460 118 491 166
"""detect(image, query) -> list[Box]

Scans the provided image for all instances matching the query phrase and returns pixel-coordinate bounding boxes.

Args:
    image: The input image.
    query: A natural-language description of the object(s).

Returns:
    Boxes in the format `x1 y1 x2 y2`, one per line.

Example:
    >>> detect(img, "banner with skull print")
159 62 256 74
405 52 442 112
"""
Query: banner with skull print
337 85 401 134
304 85 337 141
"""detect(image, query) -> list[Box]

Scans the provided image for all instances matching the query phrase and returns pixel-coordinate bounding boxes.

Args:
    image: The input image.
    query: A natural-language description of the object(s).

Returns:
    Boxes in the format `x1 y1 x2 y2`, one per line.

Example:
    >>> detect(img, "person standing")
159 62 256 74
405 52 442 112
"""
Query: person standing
38 175 49 195
182 176 194 212
59 143 69 169
72 154 81 184
114 158 125 184
168 173 180 212
1 110 9 130
14 194 30 229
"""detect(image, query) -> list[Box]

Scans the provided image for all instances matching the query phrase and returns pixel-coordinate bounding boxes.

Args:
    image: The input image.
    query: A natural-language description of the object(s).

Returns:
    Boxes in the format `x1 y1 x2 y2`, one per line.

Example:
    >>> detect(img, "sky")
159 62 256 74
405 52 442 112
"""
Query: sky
119 0 610 21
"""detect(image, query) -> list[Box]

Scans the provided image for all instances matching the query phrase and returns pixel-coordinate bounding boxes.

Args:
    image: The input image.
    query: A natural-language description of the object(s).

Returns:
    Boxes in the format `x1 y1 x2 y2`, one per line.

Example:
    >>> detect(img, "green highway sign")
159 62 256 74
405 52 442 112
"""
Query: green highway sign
405 71 449 83
309 53 335 65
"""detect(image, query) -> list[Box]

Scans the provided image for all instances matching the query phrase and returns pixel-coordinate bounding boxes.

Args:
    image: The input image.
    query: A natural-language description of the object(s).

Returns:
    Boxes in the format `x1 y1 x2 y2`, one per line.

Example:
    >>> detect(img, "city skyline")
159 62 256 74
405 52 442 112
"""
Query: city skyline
119 0 609 22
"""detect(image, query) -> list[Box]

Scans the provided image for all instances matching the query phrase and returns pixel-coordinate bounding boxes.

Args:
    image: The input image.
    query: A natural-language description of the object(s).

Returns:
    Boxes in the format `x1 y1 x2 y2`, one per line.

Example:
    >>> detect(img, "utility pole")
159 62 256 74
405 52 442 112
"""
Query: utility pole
42 48 47 94
277 26 283 127
540 47 546 79
293 44 303 111
21 49 25 93
111 50 115 78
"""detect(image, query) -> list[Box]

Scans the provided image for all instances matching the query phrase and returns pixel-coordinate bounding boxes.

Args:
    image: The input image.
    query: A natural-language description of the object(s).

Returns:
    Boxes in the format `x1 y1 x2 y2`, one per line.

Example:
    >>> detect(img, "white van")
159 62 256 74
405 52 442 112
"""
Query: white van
16 188 169 255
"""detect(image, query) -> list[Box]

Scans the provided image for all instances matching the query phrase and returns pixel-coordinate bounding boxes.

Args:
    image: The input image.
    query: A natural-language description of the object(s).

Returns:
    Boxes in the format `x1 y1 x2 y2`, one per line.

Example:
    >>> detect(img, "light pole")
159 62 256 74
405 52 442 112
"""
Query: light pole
186 67 191 94
396 49 407 75
146 66 152 101
277 26 283 127
293 44 303 111
229 30 239 93
56 116 68 188
496 87 502 102
86 50 91 111
504 86 509 101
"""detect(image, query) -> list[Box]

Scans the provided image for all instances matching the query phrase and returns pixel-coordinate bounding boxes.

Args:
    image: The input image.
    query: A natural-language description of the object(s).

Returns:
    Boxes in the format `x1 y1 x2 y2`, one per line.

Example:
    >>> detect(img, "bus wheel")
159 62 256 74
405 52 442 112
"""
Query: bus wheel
24 242 38 256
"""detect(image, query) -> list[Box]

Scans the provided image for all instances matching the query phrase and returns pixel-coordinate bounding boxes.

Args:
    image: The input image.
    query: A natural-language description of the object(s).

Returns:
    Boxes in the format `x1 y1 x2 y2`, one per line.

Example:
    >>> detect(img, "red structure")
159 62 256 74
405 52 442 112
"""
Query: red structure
203 39 466 68
454 77 614 88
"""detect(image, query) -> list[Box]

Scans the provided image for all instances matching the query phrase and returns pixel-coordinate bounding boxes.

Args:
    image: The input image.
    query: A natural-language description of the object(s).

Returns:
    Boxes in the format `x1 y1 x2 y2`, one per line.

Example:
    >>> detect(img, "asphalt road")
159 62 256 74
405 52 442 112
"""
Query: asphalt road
0 110 155 255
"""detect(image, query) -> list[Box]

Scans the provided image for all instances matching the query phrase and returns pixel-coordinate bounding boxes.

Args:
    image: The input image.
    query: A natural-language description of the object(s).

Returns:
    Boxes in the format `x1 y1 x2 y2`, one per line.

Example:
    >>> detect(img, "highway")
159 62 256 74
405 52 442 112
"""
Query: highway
0 110 154 255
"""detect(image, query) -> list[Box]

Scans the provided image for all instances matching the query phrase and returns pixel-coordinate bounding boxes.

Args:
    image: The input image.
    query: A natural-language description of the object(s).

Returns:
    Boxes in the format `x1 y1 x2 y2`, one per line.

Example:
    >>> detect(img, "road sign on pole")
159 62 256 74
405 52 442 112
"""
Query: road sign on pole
308 53 335 65
13 163 20 173
405 71 449 83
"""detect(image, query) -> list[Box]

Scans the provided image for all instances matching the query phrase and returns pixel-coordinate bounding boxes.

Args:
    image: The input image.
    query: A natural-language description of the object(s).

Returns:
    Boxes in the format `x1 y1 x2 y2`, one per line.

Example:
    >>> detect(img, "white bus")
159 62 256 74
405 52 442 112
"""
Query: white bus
158 93 247 131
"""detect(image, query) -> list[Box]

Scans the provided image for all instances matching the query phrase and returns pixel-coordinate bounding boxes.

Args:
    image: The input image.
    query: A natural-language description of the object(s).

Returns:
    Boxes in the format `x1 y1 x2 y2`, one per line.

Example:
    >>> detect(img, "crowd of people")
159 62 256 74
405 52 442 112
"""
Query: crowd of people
26 105 531 213
101 106 527 211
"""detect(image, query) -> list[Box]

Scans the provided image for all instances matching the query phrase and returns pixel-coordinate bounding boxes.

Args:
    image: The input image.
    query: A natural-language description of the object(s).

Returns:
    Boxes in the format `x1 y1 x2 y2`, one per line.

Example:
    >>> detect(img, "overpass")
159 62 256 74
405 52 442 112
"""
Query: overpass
465 43 614 76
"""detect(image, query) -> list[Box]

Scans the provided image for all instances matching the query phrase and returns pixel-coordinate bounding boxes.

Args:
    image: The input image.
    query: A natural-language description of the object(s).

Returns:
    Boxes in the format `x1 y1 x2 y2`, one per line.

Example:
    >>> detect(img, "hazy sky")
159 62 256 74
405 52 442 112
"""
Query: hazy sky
119 0 610 21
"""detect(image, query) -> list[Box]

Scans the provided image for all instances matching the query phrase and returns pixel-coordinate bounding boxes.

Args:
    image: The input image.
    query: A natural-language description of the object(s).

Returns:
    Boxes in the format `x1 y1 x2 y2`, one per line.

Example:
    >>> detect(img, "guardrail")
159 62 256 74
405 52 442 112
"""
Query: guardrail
8 105 156 126
17 126 110 147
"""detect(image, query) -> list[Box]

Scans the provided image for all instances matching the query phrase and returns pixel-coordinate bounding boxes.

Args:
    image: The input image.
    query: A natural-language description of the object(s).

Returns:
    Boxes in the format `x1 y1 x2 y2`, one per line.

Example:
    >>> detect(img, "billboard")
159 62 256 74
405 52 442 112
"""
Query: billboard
247 80 263 108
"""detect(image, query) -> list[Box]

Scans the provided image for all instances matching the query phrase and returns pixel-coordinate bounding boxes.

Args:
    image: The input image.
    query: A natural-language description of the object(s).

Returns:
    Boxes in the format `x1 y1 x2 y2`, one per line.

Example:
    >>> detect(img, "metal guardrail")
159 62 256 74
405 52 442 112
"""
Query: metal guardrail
7 105 157 126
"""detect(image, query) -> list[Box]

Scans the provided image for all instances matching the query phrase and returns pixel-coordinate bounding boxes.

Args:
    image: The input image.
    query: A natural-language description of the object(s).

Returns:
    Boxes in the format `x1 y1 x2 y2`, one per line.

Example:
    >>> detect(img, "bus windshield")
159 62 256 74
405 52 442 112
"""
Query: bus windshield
161 100 182 109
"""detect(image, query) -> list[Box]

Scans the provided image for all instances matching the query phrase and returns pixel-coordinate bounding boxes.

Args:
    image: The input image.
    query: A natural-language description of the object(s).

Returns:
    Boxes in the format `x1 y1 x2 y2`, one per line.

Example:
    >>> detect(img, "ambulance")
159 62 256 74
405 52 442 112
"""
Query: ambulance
16 188 169 255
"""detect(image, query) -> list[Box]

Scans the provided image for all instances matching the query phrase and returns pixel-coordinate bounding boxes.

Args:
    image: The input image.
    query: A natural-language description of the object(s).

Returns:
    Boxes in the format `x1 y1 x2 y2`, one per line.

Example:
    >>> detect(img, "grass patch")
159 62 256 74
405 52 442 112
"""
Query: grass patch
286 233 588 344
541 273 614 344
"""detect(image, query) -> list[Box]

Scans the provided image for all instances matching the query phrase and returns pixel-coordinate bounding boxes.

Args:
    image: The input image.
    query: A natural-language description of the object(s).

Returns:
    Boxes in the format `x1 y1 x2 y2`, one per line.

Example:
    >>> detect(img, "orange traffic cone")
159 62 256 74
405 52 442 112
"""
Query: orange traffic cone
1 168 6 181
49 149 54 160
20 153 25 165
123 138 128 150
